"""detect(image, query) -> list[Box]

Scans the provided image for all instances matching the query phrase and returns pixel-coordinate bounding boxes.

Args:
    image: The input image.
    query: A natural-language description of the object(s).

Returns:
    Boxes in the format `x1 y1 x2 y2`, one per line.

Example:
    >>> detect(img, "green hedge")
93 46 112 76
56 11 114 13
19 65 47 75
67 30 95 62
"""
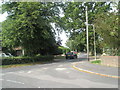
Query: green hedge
2 55 54 65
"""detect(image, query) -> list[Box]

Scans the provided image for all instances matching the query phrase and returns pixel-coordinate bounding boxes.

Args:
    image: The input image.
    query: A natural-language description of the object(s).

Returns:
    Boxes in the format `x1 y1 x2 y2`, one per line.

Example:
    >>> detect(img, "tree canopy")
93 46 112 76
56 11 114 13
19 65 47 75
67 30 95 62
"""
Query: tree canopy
61 2 113 54
2 2 63 55
2 2 119 56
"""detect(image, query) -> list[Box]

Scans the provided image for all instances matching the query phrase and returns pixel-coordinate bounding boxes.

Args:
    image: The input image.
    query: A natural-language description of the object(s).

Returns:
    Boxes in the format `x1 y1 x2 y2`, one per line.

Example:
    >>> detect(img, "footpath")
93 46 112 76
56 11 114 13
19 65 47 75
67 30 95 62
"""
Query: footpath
72 61 120 78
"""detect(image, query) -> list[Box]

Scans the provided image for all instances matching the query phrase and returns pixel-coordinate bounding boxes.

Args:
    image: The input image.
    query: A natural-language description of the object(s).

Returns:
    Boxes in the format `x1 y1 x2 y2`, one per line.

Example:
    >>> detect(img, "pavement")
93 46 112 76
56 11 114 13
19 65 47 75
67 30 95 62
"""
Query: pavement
72 61 119 78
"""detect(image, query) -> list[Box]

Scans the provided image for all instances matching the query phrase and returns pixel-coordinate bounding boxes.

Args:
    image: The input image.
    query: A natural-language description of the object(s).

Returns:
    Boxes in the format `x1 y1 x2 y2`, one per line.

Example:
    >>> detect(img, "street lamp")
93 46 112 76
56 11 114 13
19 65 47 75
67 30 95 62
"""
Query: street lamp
85 6 89 61
93 25 97 60
88 24 96 60
85 6 96 61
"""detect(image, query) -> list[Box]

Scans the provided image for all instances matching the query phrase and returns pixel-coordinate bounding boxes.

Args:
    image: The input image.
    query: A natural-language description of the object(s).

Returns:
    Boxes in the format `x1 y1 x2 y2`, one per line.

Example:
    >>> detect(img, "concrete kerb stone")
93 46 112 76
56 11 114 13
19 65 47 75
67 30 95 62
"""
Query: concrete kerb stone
72 62 120 79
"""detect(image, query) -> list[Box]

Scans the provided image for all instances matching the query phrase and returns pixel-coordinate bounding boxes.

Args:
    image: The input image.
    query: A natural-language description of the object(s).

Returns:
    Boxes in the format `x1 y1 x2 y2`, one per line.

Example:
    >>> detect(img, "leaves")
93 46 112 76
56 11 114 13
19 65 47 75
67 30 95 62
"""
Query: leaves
94 12 119 48
2 2 62 56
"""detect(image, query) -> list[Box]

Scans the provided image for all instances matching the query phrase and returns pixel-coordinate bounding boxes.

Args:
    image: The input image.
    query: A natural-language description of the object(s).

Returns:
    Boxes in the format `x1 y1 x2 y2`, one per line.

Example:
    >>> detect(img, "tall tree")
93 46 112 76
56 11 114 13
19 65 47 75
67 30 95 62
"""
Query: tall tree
61 2 112 54
94 12 119 55
2 2 62 55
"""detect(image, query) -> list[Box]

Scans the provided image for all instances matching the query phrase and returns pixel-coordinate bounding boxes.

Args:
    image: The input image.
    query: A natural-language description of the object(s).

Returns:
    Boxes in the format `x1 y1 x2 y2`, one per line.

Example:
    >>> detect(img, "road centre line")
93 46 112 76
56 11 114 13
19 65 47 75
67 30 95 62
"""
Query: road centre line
27 71 32 73
0 74 5 76
55 68 67 71
58 65 63 67
6 79 24 84
0 79 3 81
72 62 120 79
66 71 70 73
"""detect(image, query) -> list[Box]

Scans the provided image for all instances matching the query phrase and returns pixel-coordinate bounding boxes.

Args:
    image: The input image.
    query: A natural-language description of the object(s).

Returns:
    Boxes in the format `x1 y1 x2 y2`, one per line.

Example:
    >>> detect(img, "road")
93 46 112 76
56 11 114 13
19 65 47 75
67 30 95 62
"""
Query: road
1 53 118 88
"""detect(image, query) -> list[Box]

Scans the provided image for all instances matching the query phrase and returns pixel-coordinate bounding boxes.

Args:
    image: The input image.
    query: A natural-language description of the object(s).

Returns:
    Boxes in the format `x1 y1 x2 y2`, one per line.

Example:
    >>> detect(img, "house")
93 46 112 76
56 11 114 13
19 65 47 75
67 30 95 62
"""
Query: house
13 47 24 56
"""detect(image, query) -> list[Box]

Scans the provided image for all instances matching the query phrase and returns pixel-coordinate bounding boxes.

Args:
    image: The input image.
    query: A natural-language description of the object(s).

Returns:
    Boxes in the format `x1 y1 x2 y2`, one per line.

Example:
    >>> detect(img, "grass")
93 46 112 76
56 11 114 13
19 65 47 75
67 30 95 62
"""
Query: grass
91 60 101 64
1 63 33 68
1 60 54 68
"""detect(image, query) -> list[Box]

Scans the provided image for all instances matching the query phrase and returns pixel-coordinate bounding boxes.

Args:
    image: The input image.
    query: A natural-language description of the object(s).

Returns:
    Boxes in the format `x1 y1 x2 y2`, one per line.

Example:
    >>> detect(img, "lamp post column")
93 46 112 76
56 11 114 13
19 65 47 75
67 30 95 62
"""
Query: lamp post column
86 6 89 61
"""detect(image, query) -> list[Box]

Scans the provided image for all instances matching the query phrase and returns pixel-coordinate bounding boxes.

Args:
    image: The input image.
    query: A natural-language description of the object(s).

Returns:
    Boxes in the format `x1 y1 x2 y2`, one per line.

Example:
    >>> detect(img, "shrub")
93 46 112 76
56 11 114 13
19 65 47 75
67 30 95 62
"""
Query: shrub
2 55 54 65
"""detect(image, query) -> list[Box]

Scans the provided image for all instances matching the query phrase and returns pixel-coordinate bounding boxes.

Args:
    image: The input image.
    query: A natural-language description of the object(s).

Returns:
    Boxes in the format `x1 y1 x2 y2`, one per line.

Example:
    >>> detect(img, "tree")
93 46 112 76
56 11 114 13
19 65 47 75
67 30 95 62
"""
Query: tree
2 2 62 56
94 12 119 55
61 2 113 54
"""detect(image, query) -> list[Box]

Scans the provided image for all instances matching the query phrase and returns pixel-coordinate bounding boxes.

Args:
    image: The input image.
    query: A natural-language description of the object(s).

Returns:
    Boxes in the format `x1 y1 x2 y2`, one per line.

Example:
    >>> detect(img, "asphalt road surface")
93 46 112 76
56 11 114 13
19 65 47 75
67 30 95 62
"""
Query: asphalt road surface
1 53 118 88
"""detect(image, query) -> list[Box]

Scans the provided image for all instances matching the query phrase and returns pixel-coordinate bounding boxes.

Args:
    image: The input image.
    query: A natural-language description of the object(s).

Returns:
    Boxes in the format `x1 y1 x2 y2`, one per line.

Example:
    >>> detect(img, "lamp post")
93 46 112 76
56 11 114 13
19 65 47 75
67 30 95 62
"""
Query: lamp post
85 6 89 61
88 24 96 60
85 6 96 61
93 25 96 60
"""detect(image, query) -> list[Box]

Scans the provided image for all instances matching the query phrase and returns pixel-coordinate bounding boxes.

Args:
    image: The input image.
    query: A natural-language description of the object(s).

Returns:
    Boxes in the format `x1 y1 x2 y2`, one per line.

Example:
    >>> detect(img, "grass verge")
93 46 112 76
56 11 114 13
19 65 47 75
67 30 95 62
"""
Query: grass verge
91 60 101 64
1 60 54 68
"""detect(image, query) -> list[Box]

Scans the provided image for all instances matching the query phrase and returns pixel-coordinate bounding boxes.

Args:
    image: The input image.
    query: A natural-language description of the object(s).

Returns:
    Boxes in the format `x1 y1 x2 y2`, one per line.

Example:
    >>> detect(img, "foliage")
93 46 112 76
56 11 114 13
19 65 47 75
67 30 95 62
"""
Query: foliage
2 2 119 56
2 55 54 65
2 2 62 56
94 12 119 55
58 46 70 54
61 2 112 54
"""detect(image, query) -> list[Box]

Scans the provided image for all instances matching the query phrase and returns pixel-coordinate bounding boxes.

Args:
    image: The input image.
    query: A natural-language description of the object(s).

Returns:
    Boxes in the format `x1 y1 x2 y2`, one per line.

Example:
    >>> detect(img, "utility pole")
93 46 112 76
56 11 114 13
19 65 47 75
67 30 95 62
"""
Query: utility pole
93 25 96 60
85 6 89 61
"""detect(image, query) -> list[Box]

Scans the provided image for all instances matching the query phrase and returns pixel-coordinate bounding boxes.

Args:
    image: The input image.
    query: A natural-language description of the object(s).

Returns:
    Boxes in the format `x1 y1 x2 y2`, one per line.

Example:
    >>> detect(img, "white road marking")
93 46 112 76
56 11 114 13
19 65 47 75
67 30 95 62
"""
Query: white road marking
58 65 63 67
27 71 32 73
5 72 14 74
0 74 5 76
66 71 70 73
55 68 67 71
43 68 48 70
72 62 83 65
19 71 25 73
6 80 24 84
0 79 3 81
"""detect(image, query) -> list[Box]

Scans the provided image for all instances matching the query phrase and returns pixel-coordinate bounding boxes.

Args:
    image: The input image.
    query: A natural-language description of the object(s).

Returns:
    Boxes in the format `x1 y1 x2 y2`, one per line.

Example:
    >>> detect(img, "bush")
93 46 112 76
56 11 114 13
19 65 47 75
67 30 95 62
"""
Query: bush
2 55 54 65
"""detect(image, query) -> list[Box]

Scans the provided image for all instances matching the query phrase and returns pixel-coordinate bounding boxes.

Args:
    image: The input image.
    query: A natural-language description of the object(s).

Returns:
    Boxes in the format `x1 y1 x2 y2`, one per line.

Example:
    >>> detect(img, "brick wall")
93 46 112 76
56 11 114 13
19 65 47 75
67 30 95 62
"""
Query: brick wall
101 56 120 67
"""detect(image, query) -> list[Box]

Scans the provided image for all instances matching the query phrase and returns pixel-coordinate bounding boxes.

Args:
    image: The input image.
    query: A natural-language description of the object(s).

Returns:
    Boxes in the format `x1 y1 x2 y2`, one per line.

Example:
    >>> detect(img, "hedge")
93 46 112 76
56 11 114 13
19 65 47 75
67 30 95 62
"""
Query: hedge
2 55 54 65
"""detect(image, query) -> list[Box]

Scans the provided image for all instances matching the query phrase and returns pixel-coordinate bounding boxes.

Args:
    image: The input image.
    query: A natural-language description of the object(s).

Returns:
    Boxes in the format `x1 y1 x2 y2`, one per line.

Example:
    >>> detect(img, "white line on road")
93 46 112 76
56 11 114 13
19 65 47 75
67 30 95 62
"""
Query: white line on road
5 72 14 74
18 71 25 73
0 79 3 81
27 71 32 73
43 68 48 70
58 65 63 67
66 71 70 73
0 74 5 76
55 68 67 71
6 79 24 84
